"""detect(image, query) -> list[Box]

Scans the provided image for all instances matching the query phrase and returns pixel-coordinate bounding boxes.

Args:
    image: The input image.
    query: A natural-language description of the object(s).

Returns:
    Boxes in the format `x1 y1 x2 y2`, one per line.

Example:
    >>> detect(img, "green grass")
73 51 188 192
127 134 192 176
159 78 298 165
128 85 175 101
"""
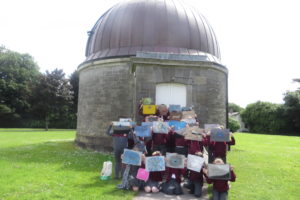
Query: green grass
1 130 299 200
227 133 300 200
0 129 135 200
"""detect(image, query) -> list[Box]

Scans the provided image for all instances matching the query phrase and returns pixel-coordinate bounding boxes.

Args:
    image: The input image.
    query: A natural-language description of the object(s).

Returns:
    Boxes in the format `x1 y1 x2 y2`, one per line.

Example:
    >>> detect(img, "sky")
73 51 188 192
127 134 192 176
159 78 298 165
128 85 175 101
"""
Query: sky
1 0 299 108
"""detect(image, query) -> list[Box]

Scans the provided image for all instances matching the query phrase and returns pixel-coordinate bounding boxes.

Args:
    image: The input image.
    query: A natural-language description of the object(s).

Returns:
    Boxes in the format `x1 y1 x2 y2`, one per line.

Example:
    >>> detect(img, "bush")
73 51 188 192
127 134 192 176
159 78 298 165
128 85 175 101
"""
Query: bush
229 117 240 132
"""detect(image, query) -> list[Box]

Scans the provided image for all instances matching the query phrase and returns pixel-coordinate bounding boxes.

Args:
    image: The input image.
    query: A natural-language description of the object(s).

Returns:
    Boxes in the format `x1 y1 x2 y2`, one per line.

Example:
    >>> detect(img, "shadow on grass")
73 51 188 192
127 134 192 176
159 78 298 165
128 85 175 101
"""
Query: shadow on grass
0 140 113 172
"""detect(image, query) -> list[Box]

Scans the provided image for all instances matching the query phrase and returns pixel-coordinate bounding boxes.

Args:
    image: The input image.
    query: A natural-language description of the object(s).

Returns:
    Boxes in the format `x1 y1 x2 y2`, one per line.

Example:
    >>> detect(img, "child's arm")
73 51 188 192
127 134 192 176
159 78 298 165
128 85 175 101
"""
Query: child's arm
203 168 213 184
228 134 235 145
230 166 236 182
106 123 113 136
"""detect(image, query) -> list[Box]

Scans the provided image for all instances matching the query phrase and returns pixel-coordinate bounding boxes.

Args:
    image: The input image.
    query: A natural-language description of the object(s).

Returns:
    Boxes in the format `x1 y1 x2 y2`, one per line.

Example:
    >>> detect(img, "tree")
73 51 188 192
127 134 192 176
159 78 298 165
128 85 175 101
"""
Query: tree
228 103 244 113
283 90 300 133
31 69 72 130
69 70 79 113
0 46 40 127
241 101 286 133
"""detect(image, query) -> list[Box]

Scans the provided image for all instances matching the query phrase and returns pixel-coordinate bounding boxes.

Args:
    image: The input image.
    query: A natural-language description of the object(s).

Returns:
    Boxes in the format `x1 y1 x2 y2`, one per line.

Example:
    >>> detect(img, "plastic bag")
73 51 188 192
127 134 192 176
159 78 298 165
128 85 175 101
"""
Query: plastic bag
100 161 112 180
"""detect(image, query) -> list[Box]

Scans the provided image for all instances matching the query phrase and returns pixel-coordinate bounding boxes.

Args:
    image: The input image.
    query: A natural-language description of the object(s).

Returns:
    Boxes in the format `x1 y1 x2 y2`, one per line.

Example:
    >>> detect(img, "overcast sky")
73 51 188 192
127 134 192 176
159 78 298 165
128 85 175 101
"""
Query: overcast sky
1 0 299 107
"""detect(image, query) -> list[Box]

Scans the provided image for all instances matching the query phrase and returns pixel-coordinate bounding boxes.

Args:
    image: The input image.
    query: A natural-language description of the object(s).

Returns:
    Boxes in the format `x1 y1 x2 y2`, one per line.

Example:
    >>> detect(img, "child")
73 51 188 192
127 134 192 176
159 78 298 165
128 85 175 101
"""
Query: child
209 132 235 163
118 140 147 191
188 152 205 197
204 158 236 200
162 166 186 195
185 138 205 196
152 126 170 156
144 151 165 193
106 121 133 179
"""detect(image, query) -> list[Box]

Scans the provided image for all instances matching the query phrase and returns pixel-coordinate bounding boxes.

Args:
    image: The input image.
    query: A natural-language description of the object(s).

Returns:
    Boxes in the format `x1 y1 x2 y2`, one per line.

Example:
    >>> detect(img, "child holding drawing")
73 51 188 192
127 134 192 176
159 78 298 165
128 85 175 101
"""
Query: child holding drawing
204 158 236 200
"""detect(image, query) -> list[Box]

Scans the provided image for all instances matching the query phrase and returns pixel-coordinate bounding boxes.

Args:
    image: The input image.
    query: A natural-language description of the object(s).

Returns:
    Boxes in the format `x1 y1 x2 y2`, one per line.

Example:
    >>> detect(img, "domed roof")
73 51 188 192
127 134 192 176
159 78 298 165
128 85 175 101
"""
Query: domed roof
84 0 220 63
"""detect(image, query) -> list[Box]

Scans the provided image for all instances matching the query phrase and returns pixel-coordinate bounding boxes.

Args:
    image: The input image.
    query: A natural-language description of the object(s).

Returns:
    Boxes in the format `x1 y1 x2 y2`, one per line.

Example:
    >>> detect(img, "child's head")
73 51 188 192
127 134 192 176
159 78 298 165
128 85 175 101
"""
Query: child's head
213 157 224 165
152 151 161 156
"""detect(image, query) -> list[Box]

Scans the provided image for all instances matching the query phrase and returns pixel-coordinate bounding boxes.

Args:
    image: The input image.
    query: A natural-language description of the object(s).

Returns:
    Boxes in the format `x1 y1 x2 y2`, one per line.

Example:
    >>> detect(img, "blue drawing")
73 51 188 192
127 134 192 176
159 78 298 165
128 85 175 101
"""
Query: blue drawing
145 156 165 172
168 121 187 131
142 122 153 127
153 122 169 134
181 106 192 111
181 118 197 124
169 104 181 112
211 129 230 142
122 149 142 166
166 153 185 169
135 125 151 137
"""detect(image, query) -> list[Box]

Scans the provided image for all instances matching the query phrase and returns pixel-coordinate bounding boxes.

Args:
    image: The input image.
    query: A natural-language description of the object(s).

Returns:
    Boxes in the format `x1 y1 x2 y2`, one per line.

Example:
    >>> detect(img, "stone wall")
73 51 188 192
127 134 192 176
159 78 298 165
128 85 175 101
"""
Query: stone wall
76 58 134 151
132 57 228 127
76 56 228 151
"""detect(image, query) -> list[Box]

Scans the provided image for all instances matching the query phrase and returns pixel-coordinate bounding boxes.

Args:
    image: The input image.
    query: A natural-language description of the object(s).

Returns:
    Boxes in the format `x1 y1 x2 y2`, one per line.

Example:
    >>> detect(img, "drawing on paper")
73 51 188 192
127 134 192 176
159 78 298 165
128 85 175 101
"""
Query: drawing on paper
145 156 165 172
122 149 142 166
210 128 230 142
166 153 185 169
153 121 169 134
135 125 151 137
187 154 204 172
208 164 231 180
169 104 181 112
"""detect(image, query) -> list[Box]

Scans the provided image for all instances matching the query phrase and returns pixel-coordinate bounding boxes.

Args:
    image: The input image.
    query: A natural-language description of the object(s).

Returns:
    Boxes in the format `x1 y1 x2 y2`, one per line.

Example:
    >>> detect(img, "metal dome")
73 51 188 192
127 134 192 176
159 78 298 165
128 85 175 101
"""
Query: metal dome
84 0 220 62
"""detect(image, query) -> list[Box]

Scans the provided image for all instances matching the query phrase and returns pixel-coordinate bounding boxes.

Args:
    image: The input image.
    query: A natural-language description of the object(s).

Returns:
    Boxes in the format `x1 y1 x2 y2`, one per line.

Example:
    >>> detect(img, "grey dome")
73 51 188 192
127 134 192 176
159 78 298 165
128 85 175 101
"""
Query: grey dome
84 0 220 62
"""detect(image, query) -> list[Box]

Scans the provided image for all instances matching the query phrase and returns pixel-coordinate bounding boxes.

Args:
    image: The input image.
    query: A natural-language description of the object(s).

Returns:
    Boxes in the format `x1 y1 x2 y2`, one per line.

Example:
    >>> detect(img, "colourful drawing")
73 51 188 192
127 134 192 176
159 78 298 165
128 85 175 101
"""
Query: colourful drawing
166 153 185 169
181 118 197 125
122 149 142 166
168 121 187 130
182 110 196 119
153 121 169 134
145 156 165 172
136 168 150 181
169 104 181 112
142 122 153 127
204 124 220 133
187 154 205 172
119 118 132 122
208 164 231 180
135 125 151 137
210 128 230 142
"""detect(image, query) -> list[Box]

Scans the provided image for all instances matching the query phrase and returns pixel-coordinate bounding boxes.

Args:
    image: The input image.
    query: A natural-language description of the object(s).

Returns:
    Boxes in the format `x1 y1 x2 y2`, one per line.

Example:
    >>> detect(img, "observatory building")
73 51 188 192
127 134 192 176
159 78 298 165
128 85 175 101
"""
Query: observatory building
76 0 228 151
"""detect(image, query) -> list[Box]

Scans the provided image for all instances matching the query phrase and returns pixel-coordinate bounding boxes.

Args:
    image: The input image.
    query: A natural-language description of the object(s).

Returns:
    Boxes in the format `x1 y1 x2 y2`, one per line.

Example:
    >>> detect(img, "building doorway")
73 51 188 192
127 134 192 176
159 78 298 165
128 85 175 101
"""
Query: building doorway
155 83 187 107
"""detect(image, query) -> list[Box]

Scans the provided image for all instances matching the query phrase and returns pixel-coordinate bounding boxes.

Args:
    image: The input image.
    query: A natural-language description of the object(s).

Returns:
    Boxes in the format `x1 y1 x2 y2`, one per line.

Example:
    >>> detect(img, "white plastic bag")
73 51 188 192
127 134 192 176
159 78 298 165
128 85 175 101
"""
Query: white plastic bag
100 161 112 180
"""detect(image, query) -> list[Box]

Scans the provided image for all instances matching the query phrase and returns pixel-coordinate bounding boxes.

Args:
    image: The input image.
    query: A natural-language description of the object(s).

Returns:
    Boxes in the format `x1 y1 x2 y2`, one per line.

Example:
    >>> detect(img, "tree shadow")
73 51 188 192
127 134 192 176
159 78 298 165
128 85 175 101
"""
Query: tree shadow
0 140 114 172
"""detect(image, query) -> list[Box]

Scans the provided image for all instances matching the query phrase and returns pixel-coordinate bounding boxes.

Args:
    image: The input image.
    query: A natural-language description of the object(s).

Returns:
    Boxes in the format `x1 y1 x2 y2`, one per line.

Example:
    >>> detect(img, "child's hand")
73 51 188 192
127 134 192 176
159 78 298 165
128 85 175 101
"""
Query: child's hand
195 151 203 157
203 168 208 175
230 166 234 171
121 154 124 160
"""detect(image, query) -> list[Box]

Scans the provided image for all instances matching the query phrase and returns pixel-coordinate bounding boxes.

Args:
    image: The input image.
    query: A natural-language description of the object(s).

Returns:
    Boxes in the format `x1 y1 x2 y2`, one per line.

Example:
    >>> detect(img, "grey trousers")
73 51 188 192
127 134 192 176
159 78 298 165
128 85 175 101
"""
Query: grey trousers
212 189 228 200
192 181 203 197
113 137 128 178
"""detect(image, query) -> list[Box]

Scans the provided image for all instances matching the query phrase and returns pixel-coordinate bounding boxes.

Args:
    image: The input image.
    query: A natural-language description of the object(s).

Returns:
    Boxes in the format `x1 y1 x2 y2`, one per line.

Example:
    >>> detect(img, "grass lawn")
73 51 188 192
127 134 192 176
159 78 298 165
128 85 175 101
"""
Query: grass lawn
1 129 299 200
227 133 300 200
0 129 135 200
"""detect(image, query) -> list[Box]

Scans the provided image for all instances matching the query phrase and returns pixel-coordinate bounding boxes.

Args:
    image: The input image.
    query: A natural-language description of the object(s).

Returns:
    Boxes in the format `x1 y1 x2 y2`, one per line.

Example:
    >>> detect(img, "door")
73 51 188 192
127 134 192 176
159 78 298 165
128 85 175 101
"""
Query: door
155 83 187 107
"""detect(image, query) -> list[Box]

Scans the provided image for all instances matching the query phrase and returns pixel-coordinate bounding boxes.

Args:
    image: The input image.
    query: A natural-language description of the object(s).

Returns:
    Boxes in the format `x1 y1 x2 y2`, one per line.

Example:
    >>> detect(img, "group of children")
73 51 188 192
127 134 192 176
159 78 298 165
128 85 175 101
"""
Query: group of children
106 102 236 200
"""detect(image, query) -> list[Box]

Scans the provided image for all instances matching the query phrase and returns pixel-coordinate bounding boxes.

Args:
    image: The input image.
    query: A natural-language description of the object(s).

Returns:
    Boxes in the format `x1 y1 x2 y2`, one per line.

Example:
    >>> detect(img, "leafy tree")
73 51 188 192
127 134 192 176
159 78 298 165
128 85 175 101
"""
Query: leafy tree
283 90 300 133
228 117 240 132
228 103 244 113
31 69 73 130
69 70 79 113
0 46 40 126
241 101 286 133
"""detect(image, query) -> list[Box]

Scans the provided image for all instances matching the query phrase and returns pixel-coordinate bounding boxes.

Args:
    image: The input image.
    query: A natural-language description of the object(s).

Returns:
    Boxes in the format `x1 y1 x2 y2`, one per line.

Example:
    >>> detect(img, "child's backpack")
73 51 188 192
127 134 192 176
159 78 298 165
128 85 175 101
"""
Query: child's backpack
100 161 112 180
